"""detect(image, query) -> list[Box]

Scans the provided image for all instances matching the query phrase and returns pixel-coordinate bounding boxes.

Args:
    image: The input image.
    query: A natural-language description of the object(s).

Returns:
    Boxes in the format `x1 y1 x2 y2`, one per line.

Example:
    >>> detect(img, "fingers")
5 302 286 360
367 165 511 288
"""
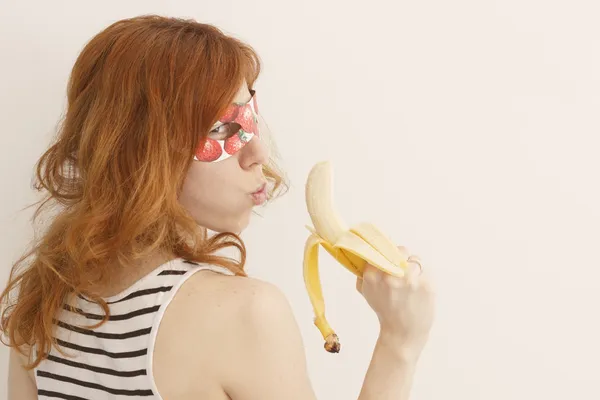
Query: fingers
358 263 381 293
396 245 410 259
384 271 405 289
395 245 422 288
416 262 434 293
365 261 404 289
405 264 420 289
407 255 422 275
363 263 381 284
362 254 427 292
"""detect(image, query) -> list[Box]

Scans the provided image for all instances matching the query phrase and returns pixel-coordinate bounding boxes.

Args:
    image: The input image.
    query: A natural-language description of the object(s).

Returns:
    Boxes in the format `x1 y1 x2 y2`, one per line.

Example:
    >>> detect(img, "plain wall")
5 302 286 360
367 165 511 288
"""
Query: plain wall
1 0 599 399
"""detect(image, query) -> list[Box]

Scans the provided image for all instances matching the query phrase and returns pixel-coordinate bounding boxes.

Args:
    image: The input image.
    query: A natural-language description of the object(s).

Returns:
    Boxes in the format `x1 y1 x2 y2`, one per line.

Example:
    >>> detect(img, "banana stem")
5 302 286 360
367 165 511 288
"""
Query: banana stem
324 334 340 353
314 314 341 353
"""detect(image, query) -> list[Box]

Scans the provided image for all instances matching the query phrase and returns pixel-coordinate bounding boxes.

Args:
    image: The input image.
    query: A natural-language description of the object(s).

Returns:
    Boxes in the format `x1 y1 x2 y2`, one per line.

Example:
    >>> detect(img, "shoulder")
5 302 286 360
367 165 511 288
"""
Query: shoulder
167 266 292 322
177 268 299 343
152 267 308 394
154 265 286 336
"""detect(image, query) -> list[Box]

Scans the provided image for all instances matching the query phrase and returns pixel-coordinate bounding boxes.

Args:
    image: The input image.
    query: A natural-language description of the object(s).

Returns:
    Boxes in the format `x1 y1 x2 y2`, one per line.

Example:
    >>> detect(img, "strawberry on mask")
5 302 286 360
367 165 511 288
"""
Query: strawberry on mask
218 105 239 123
237 106 258 134
195 138 223 162
194 91 260 163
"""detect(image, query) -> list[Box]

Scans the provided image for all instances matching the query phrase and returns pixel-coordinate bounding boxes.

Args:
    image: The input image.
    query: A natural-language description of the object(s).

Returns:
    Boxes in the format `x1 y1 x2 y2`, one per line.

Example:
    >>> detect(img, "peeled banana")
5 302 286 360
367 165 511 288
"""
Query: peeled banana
303 161 410 353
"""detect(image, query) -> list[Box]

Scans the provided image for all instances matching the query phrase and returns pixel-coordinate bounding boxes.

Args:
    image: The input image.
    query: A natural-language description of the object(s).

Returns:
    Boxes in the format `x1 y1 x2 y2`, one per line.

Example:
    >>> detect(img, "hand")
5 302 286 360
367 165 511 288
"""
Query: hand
356 246 435 353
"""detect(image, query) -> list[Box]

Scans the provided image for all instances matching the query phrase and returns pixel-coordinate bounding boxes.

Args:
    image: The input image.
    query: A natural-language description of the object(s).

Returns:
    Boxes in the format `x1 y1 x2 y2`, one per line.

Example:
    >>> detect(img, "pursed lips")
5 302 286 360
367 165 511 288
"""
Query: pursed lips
250 182 266 195
249 182 267 205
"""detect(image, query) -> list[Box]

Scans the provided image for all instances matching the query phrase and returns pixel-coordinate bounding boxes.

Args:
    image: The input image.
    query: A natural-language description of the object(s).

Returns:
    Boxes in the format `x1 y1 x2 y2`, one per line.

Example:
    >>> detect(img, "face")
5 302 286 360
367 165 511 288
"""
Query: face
178 81 270 234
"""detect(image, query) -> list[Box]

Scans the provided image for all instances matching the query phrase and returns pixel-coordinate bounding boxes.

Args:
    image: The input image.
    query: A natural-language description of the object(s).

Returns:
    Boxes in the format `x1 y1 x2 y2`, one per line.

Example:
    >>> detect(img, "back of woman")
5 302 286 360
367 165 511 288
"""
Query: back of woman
2 15 435 400
28 258 236 399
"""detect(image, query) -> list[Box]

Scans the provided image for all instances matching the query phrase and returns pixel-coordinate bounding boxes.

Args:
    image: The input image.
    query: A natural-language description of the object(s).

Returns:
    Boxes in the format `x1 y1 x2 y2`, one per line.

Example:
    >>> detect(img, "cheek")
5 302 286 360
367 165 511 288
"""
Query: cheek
179 164 235 214
177 164 252 232
179 167 213 211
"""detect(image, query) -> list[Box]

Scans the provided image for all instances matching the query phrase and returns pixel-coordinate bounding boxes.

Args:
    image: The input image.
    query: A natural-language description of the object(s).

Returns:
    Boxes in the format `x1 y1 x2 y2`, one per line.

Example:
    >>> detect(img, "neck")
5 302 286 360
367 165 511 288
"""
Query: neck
95 249 177 298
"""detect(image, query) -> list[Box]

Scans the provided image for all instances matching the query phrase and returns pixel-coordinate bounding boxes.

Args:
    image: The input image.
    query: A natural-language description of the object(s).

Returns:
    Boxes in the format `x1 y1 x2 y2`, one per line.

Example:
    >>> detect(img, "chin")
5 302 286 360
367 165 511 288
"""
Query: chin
231 215 251 235
204 213 251 235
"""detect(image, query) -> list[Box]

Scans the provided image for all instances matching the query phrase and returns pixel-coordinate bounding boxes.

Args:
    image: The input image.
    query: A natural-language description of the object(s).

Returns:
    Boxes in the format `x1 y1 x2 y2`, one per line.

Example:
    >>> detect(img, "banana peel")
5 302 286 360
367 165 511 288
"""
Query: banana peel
303 161 410 353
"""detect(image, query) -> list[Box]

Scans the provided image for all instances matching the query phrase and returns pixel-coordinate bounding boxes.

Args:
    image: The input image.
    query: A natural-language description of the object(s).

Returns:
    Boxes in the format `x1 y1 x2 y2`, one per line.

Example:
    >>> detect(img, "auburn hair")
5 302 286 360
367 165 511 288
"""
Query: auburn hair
0 14 288 369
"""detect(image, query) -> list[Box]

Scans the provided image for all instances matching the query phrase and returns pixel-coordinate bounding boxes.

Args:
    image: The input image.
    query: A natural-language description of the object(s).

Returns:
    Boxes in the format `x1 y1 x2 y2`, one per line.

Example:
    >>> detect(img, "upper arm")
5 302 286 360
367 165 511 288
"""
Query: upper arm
8 347 37 400
215 280 318 400
154 271 318 400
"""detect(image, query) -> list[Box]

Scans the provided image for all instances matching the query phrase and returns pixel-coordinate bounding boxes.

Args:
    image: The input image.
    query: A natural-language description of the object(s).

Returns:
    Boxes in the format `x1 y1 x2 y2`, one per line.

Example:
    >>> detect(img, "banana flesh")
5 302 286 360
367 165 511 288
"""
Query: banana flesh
303 161 409 352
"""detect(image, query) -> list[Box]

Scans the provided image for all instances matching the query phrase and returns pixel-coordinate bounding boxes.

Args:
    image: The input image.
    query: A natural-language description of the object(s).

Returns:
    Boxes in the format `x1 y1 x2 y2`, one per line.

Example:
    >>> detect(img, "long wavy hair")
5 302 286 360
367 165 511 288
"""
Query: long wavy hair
0 14 288 369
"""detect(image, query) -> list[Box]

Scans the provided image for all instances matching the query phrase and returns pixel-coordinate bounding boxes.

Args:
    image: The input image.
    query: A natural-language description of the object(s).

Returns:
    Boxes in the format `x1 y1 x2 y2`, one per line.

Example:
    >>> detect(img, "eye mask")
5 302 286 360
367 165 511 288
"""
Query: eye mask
194 91 260 162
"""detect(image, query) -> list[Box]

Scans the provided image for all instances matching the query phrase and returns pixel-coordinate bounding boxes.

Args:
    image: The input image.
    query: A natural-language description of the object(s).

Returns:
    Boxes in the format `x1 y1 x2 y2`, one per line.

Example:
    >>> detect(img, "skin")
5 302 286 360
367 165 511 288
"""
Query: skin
8 81 435 400
8 81 268 398
178 81 269 234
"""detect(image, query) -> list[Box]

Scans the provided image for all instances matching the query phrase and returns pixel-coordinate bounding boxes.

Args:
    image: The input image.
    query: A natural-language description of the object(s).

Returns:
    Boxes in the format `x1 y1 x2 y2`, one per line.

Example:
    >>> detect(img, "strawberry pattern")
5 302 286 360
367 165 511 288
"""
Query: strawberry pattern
219 105 239 123
195 138 222 162
237 107 258 134
194 92 260 163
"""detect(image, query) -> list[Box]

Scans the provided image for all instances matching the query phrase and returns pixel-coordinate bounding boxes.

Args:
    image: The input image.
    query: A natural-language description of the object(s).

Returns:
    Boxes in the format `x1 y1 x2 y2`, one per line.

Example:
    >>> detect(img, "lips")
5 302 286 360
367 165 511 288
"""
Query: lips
250 183 267 206
252 183 266 194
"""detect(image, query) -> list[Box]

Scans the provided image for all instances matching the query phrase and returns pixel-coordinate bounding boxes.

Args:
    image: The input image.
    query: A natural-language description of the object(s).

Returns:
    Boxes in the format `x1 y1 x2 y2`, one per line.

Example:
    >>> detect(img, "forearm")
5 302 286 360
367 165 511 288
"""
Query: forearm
357 331 421 400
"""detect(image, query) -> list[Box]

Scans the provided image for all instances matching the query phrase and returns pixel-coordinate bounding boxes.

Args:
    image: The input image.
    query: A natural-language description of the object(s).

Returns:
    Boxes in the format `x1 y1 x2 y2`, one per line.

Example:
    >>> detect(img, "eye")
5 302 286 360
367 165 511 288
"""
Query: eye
209 122 241 140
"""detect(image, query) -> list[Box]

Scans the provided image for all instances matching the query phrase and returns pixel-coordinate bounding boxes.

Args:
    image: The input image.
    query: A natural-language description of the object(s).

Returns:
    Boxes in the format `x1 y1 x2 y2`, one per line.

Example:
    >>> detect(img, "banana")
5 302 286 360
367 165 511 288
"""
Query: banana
303 161 410 353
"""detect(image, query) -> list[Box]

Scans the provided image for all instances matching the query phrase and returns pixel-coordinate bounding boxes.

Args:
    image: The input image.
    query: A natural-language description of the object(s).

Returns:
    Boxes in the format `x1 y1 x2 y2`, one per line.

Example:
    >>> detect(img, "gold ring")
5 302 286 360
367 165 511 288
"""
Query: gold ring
407 255 423 274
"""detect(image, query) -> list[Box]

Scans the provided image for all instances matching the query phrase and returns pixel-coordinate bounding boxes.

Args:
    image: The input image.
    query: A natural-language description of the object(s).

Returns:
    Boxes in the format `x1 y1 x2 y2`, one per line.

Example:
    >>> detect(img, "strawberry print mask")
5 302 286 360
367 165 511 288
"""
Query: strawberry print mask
194 90 260 162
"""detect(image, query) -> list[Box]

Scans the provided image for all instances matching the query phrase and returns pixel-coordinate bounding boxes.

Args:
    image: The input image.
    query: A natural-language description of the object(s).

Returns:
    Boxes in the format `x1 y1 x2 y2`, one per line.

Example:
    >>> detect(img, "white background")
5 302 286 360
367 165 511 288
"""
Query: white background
1 0 599 399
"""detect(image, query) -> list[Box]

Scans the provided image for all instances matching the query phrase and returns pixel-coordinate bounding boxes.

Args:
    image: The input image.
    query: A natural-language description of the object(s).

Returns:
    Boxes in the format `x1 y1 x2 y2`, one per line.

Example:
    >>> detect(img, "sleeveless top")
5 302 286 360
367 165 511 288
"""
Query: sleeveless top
32 257 233 400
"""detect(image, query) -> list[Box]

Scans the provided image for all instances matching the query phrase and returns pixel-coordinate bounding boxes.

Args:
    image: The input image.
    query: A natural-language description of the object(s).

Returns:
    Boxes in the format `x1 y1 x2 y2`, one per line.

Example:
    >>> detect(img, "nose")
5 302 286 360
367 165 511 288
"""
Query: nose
239 134 269 170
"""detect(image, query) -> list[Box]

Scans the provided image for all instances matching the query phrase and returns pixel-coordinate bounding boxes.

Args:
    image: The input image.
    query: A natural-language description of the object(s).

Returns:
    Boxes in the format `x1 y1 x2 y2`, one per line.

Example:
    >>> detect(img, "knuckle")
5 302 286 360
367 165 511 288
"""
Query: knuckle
363 267 377 283
384 274 403 289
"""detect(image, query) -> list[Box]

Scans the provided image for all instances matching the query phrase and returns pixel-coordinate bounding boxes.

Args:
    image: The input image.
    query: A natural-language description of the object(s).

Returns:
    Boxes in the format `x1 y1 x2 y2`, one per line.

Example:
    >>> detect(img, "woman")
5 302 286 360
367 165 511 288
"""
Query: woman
2 15 435 400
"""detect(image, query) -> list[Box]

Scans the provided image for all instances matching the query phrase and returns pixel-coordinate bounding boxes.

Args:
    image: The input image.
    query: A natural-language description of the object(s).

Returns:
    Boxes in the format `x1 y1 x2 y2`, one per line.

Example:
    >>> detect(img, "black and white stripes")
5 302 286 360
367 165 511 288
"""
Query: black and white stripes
34 258 230 399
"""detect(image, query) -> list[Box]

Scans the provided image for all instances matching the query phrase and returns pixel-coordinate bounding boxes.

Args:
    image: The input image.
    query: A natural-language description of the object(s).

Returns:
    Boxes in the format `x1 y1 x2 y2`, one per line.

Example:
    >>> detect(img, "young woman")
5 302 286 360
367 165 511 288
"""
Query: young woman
2 15 435 400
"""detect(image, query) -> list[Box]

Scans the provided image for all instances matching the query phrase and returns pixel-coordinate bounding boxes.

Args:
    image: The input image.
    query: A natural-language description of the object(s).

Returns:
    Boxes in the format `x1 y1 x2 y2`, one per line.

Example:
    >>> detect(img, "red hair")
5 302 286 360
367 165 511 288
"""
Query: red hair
0 14 287 369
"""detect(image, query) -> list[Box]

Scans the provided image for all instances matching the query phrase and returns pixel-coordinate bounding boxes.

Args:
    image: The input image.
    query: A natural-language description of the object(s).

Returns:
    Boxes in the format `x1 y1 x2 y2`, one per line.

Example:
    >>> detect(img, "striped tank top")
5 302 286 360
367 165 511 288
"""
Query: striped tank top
33 258 233 399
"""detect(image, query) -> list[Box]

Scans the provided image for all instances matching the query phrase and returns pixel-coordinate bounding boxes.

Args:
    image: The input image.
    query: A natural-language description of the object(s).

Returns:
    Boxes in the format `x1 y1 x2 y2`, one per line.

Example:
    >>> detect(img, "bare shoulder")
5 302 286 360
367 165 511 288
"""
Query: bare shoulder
153 269 316 400
172 268 300 346
165 268 291 324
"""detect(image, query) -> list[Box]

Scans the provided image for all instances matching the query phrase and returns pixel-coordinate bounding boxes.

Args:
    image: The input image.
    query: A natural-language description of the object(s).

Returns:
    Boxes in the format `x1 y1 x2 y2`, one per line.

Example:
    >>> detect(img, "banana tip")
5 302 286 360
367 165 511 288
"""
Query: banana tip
324 334 341 353
309 160 332 175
